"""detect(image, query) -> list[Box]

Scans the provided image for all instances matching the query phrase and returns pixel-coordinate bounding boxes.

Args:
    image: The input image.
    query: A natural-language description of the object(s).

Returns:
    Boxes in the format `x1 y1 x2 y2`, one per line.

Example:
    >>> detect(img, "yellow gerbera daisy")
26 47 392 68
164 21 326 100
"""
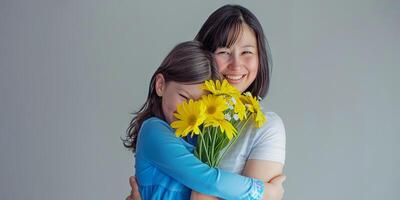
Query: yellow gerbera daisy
201 79 240 96
200 94 237 139
239 95 255 113
239 93 267 128
201 94 226 123
171 99 206 137
217 119 237 140
232 96 247 120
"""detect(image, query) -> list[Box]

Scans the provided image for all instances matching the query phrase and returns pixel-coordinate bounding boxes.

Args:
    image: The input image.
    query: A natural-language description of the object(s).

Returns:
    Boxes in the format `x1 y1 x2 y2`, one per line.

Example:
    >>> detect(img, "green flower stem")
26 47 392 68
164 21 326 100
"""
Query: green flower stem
199 127 212 165
197 126 204 161
211 126 217 166
215 111 252 166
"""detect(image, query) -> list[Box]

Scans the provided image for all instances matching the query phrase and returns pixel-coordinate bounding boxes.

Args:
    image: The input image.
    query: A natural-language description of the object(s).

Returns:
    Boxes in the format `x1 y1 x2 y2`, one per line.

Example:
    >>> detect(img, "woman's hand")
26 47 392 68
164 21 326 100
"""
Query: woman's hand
263 175 286 200
125 176 141 200
190 191 218 200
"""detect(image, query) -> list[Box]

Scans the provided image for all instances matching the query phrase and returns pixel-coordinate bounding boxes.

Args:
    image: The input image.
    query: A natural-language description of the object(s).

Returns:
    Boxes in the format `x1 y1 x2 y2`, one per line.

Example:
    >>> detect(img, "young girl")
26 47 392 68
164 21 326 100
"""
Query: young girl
129 41 268 199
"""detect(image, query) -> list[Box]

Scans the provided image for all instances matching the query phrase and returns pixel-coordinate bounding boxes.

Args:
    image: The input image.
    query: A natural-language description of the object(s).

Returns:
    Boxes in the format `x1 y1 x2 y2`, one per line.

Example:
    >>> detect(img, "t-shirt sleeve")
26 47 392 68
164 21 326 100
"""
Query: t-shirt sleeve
248 112 286 164
137 118 265 200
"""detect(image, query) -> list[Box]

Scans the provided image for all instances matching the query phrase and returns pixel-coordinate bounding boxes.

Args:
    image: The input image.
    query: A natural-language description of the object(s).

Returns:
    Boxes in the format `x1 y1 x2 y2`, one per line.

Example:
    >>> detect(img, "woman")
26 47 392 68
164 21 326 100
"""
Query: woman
133 41 269 199
126 4 286 199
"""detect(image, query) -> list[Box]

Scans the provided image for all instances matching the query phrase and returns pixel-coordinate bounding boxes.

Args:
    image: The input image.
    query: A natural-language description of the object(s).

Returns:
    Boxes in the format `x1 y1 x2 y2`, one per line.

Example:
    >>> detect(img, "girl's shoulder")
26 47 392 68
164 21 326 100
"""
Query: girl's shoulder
142 117 170 128
137 117 177 149
139 117 173 137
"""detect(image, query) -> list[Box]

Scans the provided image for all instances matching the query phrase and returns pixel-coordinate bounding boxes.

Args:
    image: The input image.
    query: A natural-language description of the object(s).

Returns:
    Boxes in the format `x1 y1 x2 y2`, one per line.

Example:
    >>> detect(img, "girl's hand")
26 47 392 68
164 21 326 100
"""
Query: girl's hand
125 176 141 200
263 175 286 200
190 191 218 200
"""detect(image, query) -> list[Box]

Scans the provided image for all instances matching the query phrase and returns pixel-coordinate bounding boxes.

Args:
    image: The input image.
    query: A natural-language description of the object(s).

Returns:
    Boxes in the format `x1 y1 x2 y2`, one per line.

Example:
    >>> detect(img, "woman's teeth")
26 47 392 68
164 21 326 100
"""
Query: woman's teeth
225 75 245 80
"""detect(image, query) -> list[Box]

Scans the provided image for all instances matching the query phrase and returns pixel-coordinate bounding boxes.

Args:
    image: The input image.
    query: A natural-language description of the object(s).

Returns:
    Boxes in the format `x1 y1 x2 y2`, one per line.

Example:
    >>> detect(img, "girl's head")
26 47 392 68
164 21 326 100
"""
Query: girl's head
124 41 220 151
195 4 272 98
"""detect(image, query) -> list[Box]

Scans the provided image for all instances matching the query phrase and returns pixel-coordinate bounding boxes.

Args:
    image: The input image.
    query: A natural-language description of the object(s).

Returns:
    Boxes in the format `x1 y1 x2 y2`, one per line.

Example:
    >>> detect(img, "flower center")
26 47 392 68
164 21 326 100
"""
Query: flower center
207 106 216 115
188 115 197 126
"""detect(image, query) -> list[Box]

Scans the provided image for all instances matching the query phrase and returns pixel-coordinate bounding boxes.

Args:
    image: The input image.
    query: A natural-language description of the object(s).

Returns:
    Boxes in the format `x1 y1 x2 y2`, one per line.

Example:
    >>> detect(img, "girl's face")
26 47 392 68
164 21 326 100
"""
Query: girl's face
214 24 259 93
155 74 206 124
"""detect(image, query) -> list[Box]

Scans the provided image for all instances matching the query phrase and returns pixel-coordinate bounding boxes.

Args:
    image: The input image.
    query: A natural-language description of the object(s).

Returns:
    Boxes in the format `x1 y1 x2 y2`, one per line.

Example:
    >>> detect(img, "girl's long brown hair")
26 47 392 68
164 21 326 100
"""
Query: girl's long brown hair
123 41 220 152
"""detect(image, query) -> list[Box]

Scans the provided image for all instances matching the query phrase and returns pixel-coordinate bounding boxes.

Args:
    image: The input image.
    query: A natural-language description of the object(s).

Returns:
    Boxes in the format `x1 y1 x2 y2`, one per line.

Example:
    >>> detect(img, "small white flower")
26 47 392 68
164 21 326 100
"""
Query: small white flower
224 113 232 121
230 97 237 104
228 105 234 110
233 114 239 121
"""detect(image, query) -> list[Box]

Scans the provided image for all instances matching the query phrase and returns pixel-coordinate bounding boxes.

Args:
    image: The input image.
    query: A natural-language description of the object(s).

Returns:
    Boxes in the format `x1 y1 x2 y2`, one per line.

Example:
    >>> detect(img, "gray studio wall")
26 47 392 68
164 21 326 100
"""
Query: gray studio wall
0 0 399 199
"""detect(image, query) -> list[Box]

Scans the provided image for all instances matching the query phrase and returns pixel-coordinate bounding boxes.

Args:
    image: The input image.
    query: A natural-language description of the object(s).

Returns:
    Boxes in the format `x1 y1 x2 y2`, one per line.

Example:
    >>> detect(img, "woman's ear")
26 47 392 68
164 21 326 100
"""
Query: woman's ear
155 73 165 97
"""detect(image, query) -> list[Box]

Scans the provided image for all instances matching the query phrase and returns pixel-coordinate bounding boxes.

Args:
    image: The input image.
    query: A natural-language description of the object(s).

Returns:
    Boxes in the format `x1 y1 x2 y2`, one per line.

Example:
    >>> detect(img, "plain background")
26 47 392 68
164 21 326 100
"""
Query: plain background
1 0 399 199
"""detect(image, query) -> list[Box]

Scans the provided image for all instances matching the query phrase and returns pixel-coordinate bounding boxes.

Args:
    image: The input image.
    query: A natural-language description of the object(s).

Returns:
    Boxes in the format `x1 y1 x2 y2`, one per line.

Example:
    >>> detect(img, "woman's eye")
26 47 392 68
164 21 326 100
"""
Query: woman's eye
242 51 253 55
215 48 230 55
217 51 229 55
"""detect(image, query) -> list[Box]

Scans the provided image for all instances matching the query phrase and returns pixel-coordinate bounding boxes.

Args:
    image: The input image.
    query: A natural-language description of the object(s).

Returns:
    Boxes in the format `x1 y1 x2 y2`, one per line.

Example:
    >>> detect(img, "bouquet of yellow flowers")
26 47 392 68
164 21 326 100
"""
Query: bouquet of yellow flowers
171 80 267 167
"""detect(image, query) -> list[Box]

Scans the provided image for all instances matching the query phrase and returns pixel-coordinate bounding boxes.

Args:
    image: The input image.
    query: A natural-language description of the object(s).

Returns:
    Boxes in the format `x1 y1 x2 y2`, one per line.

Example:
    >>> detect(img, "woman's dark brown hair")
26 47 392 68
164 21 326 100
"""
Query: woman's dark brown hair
123 41 220 152
195 4 272 98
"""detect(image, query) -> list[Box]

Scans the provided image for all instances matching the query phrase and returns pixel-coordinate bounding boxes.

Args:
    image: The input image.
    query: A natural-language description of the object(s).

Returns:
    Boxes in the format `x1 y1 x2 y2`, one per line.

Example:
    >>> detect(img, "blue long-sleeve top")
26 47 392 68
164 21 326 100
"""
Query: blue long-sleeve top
135 117 264 200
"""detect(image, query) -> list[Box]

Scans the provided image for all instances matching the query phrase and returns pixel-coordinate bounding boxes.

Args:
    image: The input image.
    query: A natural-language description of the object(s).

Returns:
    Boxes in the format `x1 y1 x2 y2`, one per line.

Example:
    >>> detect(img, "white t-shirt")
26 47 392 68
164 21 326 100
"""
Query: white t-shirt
218 112 286 174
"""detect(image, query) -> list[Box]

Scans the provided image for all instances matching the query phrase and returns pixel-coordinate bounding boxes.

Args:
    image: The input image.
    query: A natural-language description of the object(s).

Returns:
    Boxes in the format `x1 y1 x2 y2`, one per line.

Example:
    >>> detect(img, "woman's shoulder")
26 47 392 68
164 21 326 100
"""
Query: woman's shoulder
246 111 286 163
248 111 286 139
262 111 285 130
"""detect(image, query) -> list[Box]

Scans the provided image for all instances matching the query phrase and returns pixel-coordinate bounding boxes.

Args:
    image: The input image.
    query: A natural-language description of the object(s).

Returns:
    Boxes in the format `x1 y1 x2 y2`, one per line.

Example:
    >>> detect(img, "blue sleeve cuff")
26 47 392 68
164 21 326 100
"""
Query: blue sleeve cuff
249 179 264 200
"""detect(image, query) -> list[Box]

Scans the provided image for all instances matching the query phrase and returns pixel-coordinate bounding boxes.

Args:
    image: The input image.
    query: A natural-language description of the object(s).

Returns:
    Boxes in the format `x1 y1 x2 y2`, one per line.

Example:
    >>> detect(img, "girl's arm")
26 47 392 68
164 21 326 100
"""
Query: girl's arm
137 118 264 200
190 161 284 200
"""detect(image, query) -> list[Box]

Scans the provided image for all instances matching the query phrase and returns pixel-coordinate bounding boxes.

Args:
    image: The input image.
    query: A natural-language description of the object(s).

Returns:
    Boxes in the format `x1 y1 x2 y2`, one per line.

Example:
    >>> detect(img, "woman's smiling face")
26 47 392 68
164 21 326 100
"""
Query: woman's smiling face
214 24 259 93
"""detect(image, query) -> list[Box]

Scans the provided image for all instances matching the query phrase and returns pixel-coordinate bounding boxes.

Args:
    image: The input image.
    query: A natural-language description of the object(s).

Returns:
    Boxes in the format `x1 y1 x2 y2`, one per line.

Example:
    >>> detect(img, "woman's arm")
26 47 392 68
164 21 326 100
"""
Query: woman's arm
189 161 285 200
243 160 285 200
242 160 283 182
242 112 286 199
126 177 141 200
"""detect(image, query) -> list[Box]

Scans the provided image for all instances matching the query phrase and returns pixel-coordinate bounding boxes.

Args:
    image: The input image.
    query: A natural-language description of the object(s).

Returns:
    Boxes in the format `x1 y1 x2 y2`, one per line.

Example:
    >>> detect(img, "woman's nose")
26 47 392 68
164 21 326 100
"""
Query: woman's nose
228 54 241 69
